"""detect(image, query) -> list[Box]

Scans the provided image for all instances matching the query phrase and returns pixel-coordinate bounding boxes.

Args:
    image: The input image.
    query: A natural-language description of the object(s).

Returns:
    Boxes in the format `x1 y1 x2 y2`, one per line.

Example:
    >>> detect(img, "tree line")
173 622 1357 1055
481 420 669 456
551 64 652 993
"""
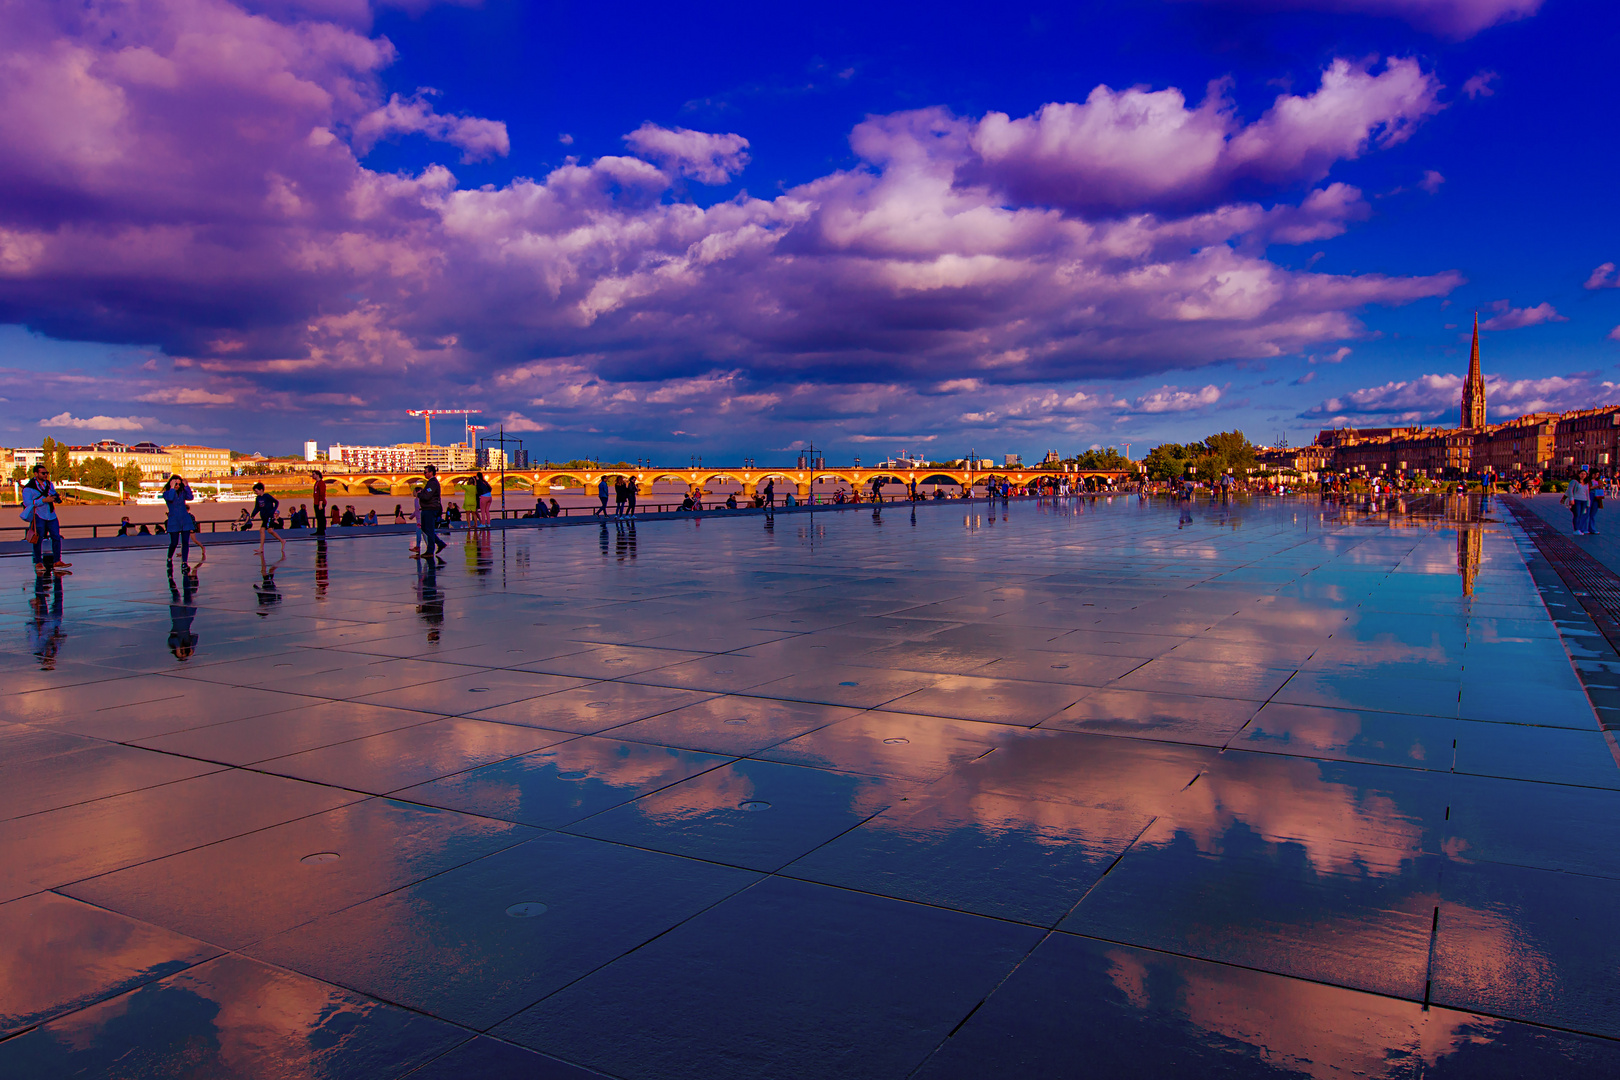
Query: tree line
8 436 146 493
1139 431 1257 481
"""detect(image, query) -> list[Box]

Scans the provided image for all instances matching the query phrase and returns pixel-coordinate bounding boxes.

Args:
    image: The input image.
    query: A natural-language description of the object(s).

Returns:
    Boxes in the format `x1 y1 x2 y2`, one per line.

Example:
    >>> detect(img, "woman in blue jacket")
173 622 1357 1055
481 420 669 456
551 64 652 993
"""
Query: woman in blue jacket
162 474 206 568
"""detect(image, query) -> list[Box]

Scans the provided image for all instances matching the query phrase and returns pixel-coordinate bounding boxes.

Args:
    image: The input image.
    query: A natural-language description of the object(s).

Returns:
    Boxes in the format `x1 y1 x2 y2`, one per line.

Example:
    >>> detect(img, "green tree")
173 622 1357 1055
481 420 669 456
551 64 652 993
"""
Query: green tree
1142 443 1192 481
77 456 118 491
1195 430 1257 478
1068 448 1130 470
116 462 144 491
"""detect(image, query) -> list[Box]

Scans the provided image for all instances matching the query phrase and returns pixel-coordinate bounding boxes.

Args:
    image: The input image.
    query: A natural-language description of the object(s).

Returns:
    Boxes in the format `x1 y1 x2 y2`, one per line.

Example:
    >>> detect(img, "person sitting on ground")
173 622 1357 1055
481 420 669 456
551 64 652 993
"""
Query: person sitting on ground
394 504 406 523
784 491 797 507
330 504 341 528
678 494 696 512
549 498 561 517
288 505 307 529
365 510 378 526
154 522 166 534
237 507 253 530
118 516 133 536
341 506 357 527
138 522 151 535
446 501 462 523
726 493 738 509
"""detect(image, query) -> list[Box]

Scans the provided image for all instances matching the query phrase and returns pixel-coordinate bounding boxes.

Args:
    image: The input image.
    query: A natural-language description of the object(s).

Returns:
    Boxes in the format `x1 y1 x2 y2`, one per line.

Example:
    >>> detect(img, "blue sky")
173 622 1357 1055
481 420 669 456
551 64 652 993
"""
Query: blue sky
0 0 1615 461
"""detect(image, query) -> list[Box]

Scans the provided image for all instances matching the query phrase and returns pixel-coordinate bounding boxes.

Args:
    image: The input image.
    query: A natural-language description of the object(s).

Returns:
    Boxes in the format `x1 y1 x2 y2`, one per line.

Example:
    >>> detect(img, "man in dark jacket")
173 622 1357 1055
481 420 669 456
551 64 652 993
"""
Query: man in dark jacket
417 465 448 561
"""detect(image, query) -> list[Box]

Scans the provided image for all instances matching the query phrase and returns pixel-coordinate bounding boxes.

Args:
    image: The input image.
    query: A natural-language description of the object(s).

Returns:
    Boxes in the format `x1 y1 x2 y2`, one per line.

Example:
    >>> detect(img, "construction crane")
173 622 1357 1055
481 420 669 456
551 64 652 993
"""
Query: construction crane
407 409 481 445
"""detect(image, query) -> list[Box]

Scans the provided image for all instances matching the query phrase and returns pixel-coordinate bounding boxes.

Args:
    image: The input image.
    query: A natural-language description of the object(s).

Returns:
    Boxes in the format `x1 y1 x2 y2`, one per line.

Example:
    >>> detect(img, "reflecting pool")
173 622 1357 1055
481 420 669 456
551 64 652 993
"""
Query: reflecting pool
3 494 1618 1078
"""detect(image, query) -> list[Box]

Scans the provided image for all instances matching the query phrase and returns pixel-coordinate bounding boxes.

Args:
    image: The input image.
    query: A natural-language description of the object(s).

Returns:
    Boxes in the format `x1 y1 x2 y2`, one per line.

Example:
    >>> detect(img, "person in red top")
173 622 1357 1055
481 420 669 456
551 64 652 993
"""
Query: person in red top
311 470 327 536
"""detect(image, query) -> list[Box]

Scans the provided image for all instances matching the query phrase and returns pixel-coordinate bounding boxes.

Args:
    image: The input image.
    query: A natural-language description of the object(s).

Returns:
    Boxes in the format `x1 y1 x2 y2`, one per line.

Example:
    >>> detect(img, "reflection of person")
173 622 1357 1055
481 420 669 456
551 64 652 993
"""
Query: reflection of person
21 463 70 576
415 556 443 642
253 550 283 611
167 566 199 660
28 573 65 668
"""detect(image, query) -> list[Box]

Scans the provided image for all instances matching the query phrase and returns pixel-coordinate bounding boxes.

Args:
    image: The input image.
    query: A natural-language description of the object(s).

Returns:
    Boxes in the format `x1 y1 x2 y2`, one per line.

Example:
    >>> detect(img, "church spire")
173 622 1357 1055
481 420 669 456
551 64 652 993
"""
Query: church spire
1461 312 1487 428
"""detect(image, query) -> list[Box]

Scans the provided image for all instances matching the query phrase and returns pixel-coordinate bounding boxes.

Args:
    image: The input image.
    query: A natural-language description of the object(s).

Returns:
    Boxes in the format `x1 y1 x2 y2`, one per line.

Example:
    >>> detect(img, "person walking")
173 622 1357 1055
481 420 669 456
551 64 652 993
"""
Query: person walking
250 482 284 553
474 470 493 527
162 474 206 569
613 477 628 517
763 478 775 508
1589 473 1608 535
417 464 448 562
21 463 70 576
594 475 611 517
1563 470 1591 535
311 470 327 537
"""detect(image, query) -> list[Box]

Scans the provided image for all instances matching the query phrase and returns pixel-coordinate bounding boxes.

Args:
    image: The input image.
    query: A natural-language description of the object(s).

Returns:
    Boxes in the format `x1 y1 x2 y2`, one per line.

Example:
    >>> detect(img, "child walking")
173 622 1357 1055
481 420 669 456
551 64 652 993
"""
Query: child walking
251 482 284 553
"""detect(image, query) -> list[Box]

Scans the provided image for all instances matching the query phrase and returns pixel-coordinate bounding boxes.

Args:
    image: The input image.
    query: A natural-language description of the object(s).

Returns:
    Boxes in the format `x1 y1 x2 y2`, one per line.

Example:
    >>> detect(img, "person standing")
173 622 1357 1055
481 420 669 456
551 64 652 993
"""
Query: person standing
417 464 448 562
613 477 628 517
311 470 327 537
162 474 206 569
626 476 638 517
21 463 70 576
1590 473 1607 536
1563 470 1591 535
250 482 284 553
474 470 493 527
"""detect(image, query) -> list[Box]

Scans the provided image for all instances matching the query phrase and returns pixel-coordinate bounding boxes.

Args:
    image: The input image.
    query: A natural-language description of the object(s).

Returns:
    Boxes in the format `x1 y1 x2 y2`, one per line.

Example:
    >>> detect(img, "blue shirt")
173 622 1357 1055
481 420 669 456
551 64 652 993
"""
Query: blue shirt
162 484 194 530
21 479 58 522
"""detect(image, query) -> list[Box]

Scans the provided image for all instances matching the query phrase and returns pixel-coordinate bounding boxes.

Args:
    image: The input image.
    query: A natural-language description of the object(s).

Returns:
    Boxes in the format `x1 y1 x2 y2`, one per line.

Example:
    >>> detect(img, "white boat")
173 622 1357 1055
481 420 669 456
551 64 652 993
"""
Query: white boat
210 491 255 502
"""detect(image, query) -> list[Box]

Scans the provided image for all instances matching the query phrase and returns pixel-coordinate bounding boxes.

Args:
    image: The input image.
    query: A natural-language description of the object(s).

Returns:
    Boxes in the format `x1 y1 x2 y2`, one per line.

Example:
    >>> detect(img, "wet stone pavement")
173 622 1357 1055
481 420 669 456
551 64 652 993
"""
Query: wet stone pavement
3 495 1620 1078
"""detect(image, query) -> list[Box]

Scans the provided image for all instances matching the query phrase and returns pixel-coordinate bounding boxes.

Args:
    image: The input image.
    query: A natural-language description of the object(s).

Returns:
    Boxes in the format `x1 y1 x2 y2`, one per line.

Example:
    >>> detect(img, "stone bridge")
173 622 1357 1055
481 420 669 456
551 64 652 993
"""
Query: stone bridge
328 465 1134 499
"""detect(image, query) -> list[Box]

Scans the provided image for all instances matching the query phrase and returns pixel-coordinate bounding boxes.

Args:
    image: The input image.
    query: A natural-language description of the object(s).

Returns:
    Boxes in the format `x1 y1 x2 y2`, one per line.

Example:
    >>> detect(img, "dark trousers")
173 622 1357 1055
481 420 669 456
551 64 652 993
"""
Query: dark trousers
167 530 190 563
314 504 326 535
31 517 61 567
421 509 446 552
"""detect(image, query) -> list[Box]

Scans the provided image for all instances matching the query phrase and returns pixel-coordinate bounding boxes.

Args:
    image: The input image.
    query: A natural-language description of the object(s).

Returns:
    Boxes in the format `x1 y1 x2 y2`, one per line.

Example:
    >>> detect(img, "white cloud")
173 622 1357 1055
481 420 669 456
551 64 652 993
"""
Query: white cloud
39 412 157 430
1134 384 1222 413
1480 302 1566 331
134 387 235 405
352 89 510 162
1309 346 1353 365
624 123 750 184
1586 263 1618 291
1462 70 1500 98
